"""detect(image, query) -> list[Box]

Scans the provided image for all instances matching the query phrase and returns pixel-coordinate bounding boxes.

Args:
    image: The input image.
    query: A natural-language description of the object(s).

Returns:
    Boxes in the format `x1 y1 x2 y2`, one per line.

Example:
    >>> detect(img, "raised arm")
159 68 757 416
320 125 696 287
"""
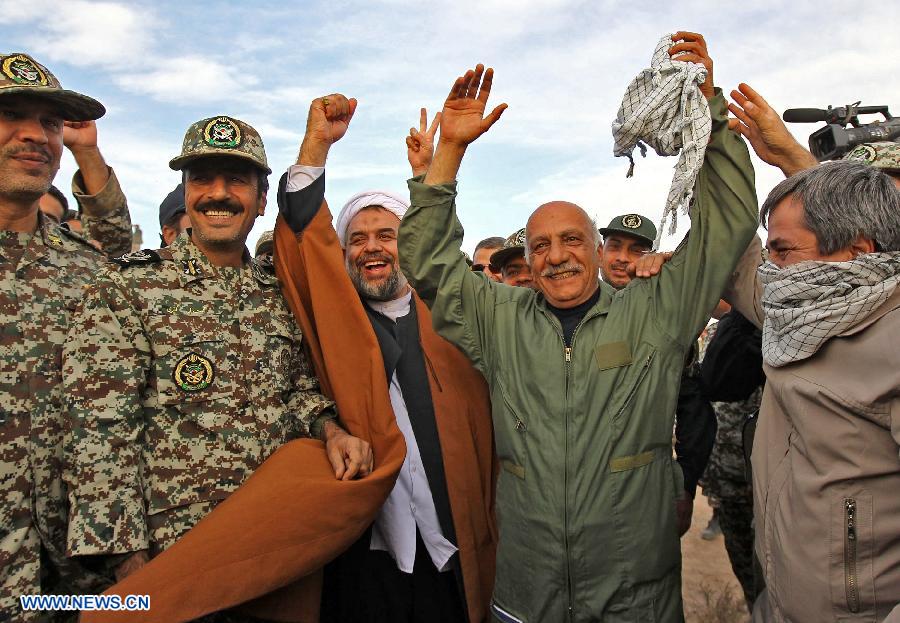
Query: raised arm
637 33 760 346
65 120 133 257
398 64 508 373
728 83 819 178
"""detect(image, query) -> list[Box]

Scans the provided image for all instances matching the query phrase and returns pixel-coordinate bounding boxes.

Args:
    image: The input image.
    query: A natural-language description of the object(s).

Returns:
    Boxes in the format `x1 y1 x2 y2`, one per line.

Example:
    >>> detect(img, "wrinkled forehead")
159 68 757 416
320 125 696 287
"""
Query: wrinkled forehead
347 205 401 235
526 202 594 242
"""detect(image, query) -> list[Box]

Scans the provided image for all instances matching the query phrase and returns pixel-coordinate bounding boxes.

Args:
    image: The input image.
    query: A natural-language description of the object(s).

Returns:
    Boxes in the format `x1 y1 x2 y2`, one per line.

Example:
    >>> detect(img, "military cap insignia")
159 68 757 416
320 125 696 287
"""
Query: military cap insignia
203 117 242 149
173 352 215 392
2 54 48 86
844 144 877 164
111 249 162 266
621 214 642 229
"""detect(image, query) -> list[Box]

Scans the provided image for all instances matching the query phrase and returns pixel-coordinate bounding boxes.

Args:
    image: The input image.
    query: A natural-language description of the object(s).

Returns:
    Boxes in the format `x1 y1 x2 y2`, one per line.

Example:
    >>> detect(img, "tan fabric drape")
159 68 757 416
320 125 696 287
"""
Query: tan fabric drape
83 200 496 622
83 205 405 622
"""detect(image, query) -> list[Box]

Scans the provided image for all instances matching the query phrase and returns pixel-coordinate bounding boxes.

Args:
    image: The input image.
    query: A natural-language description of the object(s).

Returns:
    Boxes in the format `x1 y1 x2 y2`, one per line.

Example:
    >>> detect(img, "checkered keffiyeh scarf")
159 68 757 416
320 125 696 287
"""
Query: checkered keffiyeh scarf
759 253 900 367
612 34 712 247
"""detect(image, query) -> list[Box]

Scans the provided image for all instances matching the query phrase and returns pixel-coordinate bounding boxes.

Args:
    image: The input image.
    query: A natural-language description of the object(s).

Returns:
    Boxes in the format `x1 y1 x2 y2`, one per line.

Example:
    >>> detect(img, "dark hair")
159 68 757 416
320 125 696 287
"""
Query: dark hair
46 185 69 211
760 161 900 253
474 236 505 254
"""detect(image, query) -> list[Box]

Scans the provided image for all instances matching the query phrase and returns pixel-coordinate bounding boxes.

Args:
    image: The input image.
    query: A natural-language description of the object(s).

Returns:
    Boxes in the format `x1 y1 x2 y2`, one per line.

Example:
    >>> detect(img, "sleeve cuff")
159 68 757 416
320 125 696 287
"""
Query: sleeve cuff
286 164 325 192
72 167 127 217
407 177 458 208
310 408 338 440
67 492 148 557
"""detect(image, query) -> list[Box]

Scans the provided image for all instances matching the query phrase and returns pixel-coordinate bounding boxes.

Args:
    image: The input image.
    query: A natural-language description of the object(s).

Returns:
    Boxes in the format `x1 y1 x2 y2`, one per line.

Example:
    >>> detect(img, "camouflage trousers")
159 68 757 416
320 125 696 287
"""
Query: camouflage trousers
718 493 757 610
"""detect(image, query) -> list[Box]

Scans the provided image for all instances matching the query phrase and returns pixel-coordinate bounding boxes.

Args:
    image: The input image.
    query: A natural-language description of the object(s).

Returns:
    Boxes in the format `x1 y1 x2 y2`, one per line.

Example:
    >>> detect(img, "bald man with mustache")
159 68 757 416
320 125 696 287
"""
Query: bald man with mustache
398 39 759 622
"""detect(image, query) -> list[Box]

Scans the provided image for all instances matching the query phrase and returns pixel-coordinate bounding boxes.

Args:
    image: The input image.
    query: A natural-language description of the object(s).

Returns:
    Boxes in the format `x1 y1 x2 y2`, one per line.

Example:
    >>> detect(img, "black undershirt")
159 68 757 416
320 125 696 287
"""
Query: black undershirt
547 286 602 347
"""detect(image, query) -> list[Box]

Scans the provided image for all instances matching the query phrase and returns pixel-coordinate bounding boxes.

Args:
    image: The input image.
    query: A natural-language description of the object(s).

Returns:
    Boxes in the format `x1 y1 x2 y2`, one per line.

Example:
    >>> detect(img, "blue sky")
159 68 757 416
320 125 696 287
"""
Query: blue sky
2 0 898 252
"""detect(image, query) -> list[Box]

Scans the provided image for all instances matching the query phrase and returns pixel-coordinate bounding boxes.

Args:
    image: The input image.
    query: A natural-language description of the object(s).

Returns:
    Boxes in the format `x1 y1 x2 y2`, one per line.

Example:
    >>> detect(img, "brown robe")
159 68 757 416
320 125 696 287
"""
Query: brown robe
84 203 496 622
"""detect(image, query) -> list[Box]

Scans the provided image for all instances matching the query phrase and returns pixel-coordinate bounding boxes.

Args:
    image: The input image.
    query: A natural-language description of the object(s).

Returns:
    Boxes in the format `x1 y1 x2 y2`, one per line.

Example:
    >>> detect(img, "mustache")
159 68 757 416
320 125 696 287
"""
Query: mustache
610 262 631 272
3 144 52 162
195 198 242 213
541 262 584 278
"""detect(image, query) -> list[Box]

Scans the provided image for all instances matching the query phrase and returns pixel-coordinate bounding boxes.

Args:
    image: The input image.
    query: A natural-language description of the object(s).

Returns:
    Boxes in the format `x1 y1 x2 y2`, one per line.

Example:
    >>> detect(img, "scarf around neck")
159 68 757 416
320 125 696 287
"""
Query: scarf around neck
759 252 900 367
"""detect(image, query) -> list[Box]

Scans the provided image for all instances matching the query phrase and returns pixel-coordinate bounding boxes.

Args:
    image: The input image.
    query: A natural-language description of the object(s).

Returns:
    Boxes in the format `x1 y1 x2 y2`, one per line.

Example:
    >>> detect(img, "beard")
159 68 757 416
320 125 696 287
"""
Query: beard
346 251 408 302
0 146 57 203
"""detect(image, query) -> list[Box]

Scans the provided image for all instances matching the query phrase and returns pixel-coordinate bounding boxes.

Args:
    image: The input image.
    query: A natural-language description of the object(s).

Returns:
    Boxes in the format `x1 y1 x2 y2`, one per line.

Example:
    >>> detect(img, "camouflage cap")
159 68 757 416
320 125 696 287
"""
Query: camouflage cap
489 227 527 271
169 115 271 174
0 52 104 121
843 141 900 173
598 214 656 247
255 230 274 257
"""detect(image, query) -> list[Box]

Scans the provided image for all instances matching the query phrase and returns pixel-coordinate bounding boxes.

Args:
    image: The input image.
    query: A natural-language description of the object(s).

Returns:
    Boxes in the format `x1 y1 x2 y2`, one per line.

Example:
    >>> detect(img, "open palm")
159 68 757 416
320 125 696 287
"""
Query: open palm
438 64 507 146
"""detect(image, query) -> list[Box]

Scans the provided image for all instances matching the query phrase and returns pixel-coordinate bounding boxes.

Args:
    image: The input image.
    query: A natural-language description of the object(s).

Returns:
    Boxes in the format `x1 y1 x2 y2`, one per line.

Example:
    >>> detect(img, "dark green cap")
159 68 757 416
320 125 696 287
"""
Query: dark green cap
598 214 656 247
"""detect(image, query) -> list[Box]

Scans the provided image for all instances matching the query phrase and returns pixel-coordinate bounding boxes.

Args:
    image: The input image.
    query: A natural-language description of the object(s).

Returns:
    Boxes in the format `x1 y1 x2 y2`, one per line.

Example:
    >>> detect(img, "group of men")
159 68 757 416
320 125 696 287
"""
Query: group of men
2 25 899 623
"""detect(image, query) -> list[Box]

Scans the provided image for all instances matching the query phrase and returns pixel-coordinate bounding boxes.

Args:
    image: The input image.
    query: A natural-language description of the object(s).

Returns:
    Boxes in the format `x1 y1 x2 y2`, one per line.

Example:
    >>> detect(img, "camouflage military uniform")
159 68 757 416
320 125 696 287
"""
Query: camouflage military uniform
700 321 762 608
71 168 132 258
0 213 113 622
63 232 335 558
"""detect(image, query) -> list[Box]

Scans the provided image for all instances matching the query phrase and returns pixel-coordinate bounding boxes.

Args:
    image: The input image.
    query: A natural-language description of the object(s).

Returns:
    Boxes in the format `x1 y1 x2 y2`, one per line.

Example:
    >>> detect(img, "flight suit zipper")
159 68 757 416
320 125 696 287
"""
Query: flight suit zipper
844 498 860 613
539 301 605 623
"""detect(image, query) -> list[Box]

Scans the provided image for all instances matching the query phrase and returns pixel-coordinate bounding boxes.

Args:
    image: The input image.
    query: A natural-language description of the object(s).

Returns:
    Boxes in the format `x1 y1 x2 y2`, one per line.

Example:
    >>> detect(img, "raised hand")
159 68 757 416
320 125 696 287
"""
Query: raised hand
424 64 507 185
63 120 98 153
438 64 507 147
298 93 358 166
406 108 441 177
728 83 818 178
668 31 715 100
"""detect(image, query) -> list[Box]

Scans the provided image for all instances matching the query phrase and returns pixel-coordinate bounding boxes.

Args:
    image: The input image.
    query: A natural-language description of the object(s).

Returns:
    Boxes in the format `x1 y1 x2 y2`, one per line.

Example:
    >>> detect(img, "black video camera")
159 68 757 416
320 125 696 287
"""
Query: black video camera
782 103 900 161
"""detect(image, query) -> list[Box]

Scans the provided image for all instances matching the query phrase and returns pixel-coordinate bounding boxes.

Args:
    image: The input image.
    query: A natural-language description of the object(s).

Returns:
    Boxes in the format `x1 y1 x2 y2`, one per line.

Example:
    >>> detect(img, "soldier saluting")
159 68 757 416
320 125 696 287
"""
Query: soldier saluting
62 114 372 609
0 52 115 621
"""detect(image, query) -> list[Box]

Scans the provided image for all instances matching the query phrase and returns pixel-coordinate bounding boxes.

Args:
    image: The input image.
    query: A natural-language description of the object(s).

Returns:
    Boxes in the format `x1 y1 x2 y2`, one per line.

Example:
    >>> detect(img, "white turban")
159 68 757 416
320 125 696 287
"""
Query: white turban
335 190 410 247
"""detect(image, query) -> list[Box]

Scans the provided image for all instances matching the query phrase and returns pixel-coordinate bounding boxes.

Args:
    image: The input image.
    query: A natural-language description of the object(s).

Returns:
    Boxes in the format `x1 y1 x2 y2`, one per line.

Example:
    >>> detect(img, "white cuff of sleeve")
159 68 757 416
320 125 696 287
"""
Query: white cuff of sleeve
286 164 325 192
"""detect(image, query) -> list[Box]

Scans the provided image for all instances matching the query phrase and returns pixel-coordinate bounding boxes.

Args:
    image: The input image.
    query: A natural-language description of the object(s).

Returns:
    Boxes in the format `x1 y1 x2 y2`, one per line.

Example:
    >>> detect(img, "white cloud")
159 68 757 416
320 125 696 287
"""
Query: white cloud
0 0 156 69
115 55 254 104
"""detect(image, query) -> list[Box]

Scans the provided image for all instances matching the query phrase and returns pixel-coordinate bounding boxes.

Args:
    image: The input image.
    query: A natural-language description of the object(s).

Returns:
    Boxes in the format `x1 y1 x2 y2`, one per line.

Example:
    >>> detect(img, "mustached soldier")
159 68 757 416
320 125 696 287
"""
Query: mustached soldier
0 52 115 622
62 115 373 609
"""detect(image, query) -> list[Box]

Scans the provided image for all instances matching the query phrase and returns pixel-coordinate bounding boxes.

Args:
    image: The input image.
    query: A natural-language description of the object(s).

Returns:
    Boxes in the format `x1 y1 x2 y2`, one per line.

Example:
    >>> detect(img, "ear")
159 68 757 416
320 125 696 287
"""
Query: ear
849 235 876 258
257 194 267 217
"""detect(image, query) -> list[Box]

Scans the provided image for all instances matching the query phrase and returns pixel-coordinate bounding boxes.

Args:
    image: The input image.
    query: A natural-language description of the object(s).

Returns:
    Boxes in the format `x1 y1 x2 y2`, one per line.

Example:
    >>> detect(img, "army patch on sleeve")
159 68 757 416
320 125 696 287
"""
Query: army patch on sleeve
2 54 48 85
203 117 242 149
173 352 215 392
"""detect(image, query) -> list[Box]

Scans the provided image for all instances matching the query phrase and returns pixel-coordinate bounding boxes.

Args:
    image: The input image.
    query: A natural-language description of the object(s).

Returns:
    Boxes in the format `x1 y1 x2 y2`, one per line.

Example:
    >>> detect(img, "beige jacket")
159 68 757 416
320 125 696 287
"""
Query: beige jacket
727 238 900 622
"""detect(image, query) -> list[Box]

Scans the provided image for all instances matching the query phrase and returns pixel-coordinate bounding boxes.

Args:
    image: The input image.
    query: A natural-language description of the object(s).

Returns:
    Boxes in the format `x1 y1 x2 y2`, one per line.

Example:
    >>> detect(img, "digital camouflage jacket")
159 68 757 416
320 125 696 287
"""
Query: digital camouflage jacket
63 233 334 559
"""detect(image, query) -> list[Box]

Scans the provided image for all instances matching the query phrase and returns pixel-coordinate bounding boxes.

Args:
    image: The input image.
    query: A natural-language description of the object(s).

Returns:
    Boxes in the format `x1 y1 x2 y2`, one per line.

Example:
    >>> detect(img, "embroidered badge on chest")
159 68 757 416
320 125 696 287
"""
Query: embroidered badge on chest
203 117 242 149
2 55 48 85
173 352 215 392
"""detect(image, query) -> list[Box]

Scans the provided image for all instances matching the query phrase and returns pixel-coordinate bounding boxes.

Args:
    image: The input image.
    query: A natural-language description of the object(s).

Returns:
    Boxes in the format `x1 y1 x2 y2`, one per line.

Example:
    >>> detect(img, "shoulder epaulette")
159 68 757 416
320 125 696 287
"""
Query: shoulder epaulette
51 223 99 253
110 249 163 267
